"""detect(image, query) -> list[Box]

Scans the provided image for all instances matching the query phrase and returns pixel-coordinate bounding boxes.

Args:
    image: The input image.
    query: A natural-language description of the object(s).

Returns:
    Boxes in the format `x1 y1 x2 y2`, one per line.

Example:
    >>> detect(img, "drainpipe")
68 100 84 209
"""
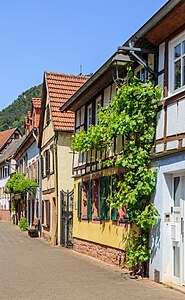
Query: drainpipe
53 131 59 246
38 148 42 237
33 128 42 236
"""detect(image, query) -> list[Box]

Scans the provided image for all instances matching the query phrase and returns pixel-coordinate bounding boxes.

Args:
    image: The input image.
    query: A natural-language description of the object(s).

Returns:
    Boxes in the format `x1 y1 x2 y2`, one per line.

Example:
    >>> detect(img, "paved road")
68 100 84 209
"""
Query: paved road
0 221 184 300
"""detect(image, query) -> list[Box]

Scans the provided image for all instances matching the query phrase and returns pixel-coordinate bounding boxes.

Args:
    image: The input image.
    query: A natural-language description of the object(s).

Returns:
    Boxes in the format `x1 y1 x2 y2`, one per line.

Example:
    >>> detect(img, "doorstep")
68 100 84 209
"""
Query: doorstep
163 281 185 295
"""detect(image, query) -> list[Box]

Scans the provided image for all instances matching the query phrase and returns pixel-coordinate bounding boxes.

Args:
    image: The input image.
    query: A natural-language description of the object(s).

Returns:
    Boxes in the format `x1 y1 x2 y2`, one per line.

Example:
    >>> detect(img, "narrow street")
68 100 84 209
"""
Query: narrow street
0 221 184 300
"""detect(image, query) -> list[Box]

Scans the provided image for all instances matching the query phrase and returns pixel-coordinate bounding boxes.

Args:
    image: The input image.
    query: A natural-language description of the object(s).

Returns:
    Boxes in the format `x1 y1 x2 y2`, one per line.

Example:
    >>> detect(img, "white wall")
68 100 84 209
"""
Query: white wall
150 152 185 283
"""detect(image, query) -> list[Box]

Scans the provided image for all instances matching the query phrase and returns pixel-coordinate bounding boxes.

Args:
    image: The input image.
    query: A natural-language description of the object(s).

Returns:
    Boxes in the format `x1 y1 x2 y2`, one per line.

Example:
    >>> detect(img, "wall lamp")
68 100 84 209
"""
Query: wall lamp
111 43 157 86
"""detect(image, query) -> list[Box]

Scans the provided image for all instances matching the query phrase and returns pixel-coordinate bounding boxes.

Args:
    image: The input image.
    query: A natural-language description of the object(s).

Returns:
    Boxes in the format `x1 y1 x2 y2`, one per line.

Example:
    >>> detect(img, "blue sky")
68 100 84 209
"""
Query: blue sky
0 0 167 111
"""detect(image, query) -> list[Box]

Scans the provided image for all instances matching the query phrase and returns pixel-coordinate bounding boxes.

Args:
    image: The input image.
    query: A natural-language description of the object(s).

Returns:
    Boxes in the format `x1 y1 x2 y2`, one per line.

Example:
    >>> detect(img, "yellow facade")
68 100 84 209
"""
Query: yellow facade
73 167 131 251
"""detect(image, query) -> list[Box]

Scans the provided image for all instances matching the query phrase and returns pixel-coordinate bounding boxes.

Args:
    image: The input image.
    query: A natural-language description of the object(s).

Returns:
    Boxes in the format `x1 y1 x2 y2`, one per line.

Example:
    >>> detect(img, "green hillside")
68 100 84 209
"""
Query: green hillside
0 84 42 133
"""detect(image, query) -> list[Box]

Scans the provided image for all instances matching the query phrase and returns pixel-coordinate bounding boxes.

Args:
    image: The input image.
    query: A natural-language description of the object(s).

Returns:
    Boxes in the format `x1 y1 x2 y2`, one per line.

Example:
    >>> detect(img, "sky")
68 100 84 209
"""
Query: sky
0 0 168 111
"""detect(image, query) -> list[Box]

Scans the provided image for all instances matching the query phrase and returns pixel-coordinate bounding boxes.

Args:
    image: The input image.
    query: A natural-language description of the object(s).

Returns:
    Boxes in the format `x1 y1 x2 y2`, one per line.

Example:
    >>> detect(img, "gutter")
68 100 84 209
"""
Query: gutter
124 0 182 46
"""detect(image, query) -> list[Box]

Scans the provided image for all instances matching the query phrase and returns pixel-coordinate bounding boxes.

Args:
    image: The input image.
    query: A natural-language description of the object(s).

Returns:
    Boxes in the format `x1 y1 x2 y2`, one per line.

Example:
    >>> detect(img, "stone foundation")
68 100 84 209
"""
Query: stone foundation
0 209 11 221
73 237 125 266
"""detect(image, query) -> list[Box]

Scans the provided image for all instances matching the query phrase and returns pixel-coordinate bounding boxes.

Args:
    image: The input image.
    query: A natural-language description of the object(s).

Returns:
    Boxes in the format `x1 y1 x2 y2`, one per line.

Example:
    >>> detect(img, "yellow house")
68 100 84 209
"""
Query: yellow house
38 71 88 245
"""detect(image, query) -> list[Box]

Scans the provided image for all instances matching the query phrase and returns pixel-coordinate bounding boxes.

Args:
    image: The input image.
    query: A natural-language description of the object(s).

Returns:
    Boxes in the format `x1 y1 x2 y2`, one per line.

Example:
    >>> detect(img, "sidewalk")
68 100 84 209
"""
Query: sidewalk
0 220 184 300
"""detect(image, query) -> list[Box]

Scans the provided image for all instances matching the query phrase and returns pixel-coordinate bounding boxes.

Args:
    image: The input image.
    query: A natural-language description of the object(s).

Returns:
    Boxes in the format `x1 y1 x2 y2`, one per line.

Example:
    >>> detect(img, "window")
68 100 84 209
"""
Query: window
41 155 44 178
103 86 111 107
77 180 92 220
169 32 185 93
46 104 50 125
174 176 180 207
14 133 19 139
75 106 85 132
45 200 50 227
50 146 54 174
87 103 92 129
4 166 9 178
29 165 32 178
92 179 99 219
95 96 101 124
134 65 147 82
99 176 111 220
77 182 82 219
45 149 50 176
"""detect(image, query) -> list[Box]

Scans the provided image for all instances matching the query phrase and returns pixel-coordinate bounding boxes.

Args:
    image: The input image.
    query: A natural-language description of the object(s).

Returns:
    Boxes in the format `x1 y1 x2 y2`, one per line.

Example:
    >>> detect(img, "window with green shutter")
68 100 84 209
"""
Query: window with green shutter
87 180 92 219
99 176 111 220
111 174 118 221
77 182 82 219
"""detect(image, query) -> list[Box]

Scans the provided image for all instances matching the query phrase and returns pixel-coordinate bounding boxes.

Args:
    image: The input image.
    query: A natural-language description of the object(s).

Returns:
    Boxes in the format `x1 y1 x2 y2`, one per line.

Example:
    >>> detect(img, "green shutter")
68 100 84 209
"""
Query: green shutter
111 174 118 221
99 176 110 220
77 182 82 219
87 180 92 219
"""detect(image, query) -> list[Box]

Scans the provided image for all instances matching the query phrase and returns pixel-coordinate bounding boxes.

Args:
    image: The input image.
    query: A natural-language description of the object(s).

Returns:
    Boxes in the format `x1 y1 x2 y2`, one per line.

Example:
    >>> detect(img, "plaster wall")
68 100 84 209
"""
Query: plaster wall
27 140 39 162
150 152 185 283
0 177 10 209
73 167 132 251
57 132 74 245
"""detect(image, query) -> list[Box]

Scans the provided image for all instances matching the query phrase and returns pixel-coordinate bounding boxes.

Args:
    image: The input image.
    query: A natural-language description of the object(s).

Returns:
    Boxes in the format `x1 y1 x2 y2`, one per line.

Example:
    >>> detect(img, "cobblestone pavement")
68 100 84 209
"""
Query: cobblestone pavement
0 221 184 300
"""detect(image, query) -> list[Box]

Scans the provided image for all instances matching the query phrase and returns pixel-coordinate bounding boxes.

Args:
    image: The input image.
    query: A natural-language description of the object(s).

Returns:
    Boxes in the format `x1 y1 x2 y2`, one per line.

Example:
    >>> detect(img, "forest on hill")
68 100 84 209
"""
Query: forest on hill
0 84 42 133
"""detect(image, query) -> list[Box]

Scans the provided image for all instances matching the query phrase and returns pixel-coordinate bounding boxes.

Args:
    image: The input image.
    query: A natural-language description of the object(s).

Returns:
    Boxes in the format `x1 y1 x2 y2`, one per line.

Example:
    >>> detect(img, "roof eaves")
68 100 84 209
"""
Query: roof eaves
124 0 182 46
60 57 114 112
60 0 181 113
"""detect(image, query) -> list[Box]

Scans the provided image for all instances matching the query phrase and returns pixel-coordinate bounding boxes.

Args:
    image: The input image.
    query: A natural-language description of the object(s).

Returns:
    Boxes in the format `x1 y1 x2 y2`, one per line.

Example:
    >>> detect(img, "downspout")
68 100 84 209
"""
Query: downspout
53 131 59 245
34 128 42 236
38 148 42 237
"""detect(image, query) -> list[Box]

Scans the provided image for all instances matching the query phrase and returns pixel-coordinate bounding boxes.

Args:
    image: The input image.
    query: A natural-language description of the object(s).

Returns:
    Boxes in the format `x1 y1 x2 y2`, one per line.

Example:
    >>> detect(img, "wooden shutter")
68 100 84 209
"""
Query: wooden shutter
99 176 110 220
77 182 82 219
87 180 92 219
46 150 50 175
41 155 44 178
111 174 118 221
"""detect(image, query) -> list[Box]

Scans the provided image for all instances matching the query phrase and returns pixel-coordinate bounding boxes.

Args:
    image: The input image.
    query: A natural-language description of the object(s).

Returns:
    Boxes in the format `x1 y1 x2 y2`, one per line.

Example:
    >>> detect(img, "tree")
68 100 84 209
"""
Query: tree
6 173 38 224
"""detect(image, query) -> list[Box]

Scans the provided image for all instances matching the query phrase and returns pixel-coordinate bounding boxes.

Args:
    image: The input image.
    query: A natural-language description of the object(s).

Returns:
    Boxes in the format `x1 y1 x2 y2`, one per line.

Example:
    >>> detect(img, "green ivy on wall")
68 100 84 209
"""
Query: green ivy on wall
71 70 162 274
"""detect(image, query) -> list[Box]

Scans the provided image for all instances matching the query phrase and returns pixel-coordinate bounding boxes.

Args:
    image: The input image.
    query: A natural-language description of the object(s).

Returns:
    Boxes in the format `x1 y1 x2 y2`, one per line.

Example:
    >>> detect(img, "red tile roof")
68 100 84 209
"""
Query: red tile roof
45 72 89 131
0 128 17 150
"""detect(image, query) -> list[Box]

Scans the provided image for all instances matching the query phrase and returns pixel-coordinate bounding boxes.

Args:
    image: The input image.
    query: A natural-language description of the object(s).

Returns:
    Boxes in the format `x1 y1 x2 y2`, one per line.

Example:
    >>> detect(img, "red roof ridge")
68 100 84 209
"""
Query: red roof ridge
45 71 89 79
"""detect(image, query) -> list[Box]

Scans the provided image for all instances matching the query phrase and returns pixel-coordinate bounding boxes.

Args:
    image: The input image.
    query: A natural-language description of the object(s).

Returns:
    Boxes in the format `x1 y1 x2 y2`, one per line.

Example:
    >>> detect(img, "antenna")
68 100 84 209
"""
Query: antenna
79 64 82 76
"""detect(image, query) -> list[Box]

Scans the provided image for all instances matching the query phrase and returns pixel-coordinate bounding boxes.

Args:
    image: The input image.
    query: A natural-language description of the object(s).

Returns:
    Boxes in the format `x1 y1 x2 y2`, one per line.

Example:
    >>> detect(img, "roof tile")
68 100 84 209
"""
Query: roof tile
0 128 17 150
45 72 89 131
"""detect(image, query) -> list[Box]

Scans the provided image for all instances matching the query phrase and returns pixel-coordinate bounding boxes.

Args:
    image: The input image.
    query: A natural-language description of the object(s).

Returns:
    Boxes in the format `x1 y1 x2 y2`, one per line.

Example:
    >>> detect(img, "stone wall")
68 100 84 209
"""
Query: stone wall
73 238 125 266
0 209 11 221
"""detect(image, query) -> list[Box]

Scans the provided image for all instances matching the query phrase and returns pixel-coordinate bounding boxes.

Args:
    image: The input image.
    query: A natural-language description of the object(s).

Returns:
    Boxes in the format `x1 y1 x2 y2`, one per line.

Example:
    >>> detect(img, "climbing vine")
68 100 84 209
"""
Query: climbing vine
71 70 162 274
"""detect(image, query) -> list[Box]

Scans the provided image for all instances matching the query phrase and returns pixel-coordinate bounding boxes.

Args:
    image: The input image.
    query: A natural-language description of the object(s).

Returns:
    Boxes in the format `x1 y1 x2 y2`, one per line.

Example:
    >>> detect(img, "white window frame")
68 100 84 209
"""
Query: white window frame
169 30 185 95
95 96 101 124
134 65 147 82
87 103 92 129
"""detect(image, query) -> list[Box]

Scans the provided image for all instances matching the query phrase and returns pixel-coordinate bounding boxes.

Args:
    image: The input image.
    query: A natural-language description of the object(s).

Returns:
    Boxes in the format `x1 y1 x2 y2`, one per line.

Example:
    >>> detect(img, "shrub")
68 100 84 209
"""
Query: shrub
19 217 28 231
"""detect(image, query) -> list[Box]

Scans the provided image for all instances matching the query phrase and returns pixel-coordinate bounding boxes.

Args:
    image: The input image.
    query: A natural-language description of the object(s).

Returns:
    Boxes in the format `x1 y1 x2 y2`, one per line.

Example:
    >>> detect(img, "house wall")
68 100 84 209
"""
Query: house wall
0 177 10 210
41 92 56 242
150 152 185 284
57 132 74 245
73 167 132 265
